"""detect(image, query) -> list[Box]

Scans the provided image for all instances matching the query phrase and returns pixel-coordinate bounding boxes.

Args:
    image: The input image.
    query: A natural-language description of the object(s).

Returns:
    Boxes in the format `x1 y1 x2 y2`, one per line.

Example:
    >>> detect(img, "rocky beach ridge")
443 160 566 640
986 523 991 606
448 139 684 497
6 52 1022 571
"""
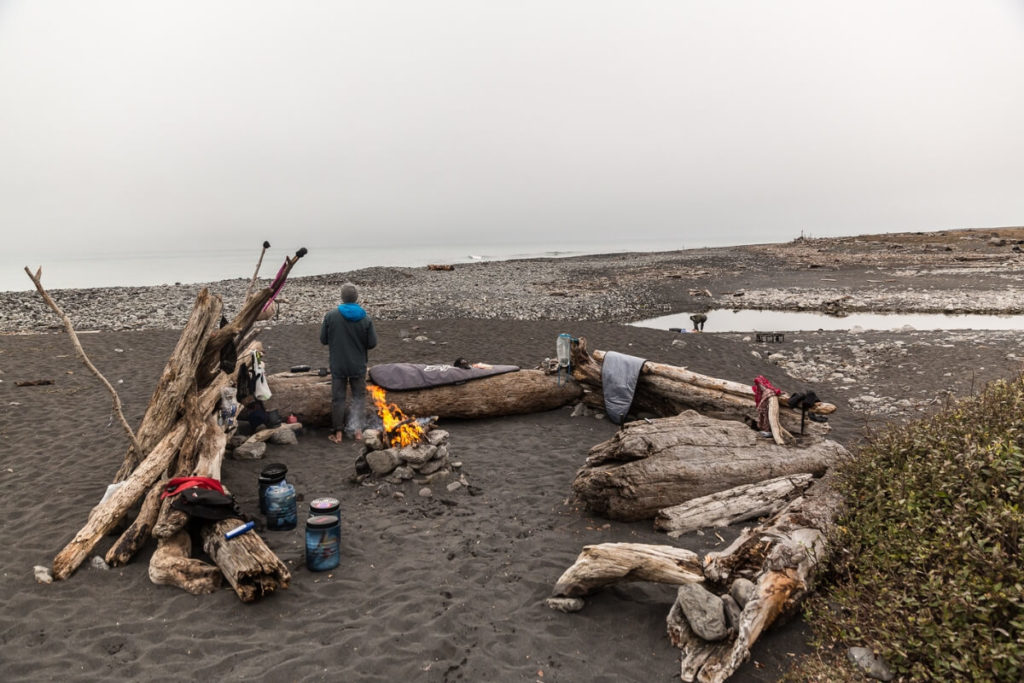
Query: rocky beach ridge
4 227 1024 334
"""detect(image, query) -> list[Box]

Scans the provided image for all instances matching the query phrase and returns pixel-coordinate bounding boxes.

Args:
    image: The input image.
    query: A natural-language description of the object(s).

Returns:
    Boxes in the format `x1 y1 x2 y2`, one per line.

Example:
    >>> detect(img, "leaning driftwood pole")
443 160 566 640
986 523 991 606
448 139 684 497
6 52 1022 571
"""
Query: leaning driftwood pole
24 266 143 457
244 240 271 299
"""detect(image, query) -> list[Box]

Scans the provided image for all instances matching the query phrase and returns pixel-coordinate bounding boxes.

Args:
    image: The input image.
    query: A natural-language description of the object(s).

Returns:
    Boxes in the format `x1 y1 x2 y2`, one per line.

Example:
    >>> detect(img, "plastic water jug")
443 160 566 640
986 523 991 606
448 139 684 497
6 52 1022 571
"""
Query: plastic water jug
265 479 297 531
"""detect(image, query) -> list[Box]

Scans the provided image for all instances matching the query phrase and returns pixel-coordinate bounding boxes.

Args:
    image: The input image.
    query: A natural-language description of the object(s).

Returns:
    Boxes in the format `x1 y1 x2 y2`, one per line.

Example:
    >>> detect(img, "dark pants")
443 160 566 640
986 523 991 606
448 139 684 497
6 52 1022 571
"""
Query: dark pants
331 374 367 435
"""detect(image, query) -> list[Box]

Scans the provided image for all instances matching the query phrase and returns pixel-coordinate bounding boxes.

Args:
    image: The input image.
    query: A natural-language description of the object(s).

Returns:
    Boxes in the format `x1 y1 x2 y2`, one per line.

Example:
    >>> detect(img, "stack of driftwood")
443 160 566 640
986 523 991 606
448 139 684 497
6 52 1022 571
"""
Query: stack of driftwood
541 337 847 683
33 249 306 602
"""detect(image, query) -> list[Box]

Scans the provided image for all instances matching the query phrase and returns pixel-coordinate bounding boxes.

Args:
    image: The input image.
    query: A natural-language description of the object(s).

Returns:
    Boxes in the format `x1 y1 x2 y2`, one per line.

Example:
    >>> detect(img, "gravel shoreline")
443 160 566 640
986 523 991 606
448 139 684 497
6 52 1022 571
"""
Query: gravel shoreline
5 228 1024 334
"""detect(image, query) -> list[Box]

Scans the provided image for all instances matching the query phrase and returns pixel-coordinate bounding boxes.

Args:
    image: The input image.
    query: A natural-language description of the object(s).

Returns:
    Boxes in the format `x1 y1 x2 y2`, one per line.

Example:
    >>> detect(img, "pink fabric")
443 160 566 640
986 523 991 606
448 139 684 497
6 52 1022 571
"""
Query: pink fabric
261 261 289 313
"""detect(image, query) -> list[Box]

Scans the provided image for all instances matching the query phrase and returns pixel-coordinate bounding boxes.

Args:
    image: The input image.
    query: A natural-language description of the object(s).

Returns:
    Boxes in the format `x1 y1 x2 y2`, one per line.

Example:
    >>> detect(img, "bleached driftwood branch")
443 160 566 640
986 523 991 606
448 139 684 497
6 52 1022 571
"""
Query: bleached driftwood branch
24 266 143 456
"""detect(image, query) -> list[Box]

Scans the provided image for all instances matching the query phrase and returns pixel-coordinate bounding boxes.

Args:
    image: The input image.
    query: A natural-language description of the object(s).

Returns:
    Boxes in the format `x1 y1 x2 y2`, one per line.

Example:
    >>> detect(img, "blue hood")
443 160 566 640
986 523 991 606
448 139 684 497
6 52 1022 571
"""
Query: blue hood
338 303 366 321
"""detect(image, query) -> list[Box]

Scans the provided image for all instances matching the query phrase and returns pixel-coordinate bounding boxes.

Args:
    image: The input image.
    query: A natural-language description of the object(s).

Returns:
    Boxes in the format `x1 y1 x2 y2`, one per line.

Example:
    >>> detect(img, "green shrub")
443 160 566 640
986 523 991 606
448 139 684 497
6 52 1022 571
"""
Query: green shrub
802 376 1024 680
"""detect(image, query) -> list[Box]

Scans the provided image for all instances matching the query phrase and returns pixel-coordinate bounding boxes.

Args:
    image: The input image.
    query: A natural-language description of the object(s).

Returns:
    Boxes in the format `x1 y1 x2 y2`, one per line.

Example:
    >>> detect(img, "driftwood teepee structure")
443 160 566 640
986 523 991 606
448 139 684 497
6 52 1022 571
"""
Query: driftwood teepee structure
30 247 306 601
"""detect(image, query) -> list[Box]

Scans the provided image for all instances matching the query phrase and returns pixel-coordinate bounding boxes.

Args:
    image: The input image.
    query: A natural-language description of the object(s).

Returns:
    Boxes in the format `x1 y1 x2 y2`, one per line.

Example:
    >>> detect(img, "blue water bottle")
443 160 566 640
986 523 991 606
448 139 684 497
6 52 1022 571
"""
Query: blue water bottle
264 479 297 530
306 515 340 571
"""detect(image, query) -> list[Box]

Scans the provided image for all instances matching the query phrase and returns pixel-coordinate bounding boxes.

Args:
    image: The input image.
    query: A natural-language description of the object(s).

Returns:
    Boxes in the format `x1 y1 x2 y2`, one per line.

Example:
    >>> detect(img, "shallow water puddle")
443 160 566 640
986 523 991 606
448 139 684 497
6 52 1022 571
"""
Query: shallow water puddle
633 309 1024 333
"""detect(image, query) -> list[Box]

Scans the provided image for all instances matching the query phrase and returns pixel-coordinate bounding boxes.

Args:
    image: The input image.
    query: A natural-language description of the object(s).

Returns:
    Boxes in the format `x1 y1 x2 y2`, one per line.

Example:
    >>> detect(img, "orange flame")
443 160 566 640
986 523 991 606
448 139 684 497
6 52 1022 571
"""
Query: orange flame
368 384 426 447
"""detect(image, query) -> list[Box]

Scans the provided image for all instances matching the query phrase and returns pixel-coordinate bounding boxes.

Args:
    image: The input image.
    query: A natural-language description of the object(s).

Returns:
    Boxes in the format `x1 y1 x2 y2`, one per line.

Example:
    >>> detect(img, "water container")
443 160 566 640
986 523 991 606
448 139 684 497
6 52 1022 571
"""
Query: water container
556 333 572 369
258 463 288 514
309 497 340 522
264 479 297 531
305 515 340 571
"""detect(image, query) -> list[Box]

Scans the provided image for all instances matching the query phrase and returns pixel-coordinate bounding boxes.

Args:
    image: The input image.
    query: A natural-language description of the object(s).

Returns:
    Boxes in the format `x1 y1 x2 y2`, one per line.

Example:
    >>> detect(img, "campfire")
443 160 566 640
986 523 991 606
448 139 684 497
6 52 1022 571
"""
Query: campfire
356 385 453 483
369 384 426 447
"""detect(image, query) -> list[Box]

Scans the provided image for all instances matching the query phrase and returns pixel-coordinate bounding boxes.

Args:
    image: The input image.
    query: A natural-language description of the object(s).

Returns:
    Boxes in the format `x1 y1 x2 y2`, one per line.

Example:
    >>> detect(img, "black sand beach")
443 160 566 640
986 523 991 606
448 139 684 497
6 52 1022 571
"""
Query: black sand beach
3 229 1024 681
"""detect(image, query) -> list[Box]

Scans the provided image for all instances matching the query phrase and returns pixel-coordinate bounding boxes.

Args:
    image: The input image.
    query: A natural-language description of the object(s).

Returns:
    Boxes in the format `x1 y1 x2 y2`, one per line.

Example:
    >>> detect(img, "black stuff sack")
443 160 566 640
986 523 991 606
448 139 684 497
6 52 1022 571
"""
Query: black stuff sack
170 487 242 521
788 391 820 410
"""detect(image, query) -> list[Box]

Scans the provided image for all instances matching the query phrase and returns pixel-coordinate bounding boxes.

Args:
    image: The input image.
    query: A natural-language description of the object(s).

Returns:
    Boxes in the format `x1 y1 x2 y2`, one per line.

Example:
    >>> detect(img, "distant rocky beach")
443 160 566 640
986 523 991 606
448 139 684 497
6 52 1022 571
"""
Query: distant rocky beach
5 227 1024 335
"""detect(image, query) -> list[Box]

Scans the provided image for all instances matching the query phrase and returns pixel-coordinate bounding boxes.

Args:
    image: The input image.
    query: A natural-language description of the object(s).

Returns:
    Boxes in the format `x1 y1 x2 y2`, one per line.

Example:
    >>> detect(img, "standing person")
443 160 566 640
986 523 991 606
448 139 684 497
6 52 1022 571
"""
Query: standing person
320 282 378 444
689 312 707 332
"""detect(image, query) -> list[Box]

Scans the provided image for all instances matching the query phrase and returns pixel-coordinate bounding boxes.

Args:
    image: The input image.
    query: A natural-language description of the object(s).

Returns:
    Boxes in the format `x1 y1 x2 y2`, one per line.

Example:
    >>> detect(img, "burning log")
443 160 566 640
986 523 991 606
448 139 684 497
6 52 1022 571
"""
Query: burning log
572 411 848 521
264 368 582 424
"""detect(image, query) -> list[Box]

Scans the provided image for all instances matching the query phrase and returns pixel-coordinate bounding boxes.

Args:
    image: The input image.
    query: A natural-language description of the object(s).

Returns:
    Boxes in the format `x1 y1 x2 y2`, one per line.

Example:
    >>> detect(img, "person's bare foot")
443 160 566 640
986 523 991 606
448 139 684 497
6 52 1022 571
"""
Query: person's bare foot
328 432 343 444
353 430 363 442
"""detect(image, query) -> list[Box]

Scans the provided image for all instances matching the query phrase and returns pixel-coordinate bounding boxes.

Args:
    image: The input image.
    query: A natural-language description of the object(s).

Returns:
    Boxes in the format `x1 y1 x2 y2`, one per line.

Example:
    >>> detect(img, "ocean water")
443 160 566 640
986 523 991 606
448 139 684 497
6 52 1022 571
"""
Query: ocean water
3 239 687 292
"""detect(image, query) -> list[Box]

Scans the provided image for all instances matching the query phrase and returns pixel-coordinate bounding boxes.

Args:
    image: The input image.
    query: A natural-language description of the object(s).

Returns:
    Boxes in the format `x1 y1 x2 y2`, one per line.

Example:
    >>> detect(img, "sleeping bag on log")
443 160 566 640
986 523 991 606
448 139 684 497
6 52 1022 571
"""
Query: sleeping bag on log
368 362 519 390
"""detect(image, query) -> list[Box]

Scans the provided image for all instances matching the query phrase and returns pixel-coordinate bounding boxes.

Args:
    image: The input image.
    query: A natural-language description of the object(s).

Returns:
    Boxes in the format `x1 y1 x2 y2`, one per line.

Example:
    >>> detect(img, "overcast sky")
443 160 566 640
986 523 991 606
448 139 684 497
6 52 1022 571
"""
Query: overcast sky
2 1 1023 258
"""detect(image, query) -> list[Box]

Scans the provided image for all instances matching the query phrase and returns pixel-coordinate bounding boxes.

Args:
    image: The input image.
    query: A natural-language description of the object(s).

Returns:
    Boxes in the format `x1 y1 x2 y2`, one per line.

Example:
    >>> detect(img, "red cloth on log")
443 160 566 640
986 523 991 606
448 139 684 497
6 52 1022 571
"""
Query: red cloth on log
752 375 783 432
751 375 782 405
161 476 226 499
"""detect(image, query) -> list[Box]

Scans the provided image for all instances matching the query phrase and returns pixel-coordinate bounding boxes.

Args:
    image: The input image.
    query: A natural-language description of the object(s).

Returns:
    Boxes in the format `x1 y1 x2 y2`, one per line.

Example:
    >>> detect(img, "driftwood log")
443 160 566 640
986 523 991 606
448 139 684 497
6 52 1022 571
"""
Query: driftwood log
672 474 844 682
265 368 582 424
550 543 704 599
569 338 831 438
114 288 223 481
149 530 223 595
572 411 848 521
654 474 814 537
549 476 844 683
180 413 291 602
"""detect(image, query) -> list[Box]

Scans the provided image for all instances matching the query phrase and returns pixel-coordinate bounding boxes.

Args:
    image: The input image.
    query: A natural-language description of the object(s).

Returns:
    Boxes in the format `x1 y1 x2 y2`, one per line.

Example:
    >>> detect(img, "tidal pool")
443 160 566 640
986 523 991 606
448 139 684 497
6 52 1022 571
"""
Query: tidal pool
633 309 1024 333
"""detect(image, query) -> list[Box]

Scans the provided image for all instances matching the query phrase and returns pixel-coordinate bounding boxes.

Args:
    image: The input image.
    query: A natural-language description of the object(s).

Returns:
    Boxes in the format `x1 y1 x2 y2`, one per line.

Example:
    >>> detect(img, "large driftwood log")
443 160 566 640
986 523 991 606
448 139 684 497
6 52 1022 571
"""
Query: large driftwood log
114 288 222 481
572 411 848 521
676 474 844 682
591 350 835 416
654 474 814 537
265 369 582 424
550 543 704 599
149 531 223 595
571 338 830 437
